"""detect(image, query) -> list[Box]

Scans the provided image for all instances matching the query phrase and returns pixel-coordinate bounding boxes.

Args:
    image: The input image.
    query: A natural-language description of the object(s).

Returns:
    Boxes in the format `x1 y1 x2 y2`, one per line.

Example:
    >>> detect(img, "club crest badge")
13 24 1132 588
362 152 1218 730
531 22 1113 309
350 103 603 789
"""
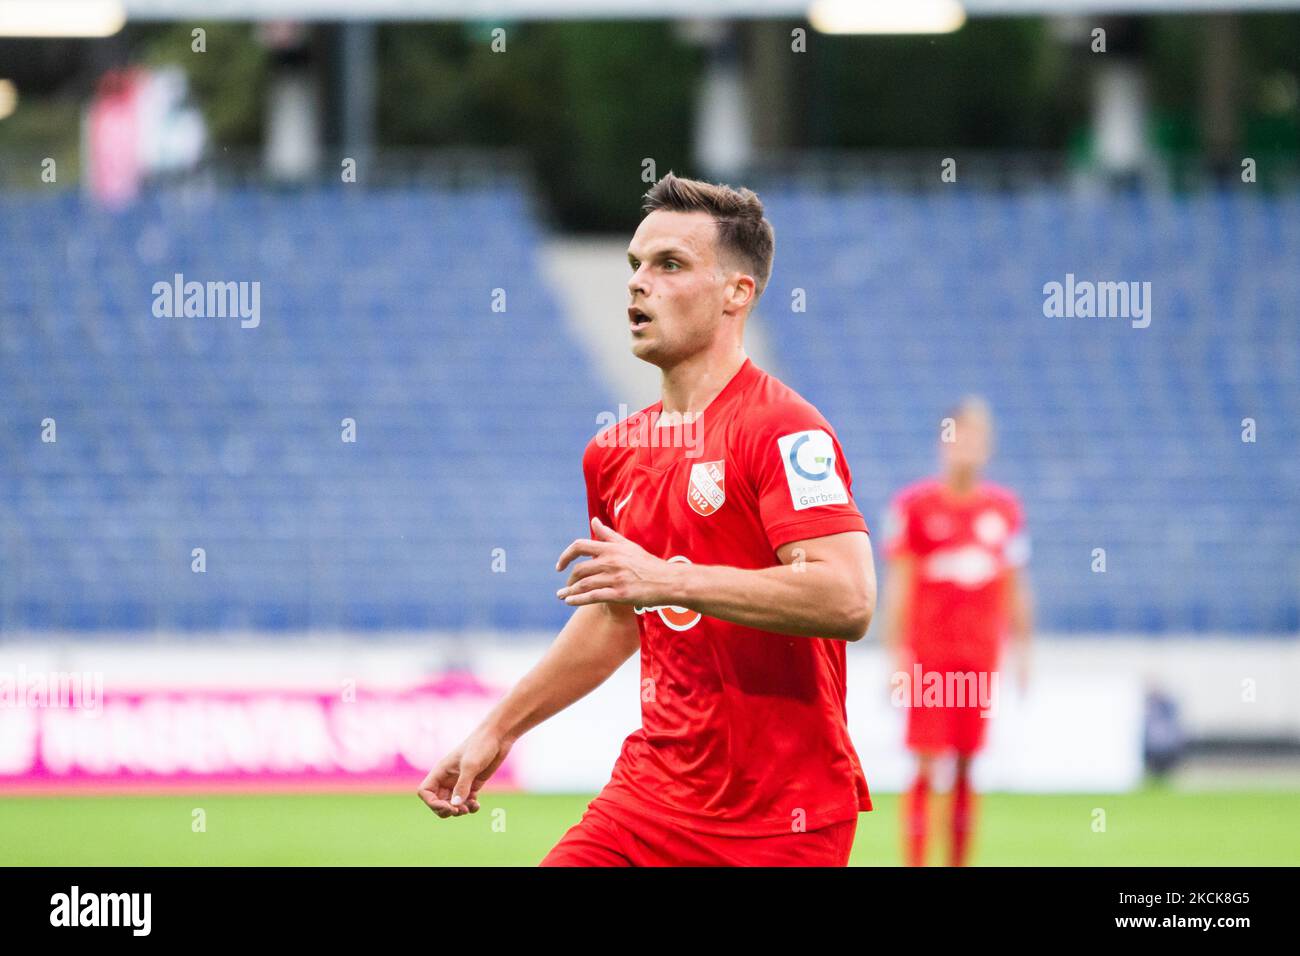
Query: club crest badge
687 460 725 516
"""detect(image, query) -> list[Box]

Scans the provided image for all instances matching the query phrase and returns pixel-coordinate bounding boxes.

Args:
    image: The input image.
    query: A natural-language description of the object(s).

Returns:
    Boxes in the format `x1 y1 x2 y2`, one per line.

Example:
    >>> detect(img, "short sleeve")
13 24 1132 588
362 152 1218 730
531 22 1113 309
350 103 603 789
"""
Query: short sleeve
744 402 869 553
582 438 610 529
1002 496 1030 569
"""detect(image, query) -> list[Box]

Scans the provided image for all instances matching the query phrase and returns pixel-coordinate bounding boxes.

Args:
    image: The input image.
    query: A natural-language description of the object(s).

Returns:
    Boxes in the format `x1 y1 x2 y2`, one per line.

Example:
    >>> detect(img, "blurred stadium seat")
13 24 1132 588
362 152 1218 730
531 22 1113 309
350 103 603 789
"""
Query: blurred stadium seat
761 184 1300 633
0 185 610 632
1 182 1297 634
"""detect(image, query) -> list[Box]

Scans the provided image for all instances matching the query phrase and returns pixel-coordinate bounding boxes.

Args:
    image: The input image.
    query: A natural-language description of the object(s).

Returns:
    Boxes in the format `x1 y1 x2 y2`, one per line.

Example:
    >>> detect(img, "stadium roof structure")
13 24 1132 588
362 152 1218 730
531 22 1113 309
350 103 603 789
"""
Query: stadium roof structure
119 0 1300 20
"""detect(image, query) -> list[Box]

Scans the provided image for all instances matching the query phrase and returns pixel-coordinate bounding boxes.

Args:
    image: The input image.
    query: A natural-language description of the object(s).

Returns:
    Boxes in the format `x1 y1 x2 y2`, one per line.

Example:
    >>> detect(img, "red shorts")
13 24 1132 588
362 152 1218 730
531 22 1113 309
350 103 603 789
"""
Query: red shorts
540 798 857 867
904 660 998 755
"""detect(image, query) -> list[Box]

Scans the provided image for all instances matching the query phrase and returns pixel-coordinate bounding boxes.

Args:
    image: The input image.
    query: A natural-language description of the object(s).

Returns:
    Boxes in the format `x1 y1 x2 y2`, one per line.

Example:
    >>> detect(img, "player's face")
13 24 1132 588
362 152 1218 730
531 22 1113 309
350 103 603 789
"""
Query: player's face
940 412 992 475
625 210 733 368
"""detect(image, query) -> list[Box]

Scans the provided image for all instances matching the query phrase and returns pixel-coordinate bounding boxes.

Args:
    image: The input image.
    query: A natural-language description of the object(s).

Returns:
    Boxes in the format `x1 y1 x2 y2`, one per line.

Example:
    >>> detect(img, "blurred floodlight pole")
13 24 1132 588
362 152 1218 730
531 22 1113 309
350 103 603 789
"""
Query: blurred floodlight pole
1200 14 1241 172
261 21 321 182
690 20 752 181
1091 60 1151 177
340 22 377 176
1081 18 1153 181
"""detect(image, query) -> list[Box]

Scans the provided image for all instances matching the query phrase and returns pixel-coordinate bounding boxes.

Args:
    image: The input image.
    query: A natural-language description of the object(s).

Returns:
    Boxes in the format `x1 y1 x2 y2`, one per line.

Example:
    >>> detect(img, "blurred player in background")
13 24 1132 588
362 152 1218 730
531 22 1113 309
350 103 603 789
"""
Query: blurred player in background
419 173 877 866
881 397 1033 866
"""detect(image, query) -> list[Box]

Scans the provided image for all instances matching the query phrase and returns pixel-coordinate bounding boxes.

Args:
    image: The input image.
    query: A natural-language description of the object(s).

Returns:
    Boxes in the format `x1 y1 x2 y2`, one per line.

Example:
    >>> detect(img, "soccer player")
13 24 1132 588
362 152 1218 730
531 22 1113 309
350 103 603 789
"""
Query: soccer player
880 398 1034 867
418 173 876 866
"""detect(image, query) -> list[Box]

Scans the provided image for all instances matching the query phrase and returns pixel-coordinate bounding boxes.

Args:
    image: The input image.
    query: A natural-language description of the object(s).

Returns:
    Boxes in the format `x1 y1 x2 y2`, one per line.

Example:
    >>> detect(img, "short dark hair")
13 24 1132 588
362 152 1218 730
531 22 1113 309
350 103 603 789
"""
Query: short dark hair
641 172 776 300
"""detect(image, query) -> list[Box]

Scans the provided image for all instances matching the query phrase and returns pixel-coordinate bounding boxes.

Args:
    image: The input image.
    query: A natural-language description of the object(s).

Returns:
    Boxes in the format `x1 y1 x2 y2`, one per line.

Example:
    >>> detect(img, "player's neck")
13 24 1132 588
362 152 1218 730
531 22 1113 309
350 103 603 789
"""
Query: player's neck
943 471 980 499
659 346 748 418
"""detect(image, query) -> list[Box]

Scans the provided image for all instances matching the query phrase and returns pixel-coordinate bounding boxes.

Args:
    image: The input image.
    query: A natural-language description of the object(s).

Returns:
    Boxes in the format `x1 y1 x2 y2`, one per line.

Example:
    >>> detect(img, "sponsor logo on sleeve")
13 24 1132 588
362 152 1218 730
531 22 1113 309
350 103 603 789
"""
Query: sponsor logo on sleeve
777 430 849 511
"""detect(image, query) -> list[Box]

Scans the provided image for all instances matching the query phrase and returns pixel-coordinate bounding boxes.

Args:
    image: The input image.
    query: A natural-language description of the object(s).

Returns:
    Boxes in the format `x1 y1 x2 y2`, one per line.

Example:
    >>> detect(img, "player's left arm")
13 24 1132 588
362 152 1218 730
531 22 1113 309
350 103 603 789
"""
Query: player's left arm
1006 566 1034 641
1005 565 1035 688
556 518 875 642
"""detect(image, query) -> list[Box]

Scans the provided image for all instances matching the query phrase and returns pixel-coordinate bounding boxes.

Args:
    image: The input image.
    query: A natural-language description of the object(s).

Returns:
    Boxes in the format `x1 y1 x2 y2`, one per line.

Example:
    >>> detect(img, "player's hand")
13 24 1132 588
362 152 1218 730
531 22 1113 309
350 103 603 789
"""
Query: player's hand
554 516 681 608
417 728 512 819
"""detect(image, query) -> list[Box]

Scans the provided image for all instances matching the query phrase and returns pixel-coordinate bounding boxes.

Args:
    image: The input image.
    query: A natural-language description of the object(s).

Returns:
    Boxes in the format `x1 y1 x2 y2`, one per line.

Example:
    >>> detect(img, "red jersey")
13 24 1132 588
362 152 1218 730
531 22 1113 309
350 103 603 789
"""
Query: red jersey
883 478 1028 668
581 358 872 836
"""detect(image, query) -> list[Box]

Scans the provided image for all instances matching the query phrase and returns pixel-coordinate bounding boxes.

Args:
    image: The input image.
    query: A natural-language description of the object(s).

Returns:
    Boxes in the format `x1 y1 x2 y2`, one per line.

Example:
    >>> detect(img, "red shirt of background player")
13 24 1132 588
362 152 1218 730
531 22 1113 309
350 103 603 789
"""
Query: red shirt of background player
883 478 1029 672
580 358 873 836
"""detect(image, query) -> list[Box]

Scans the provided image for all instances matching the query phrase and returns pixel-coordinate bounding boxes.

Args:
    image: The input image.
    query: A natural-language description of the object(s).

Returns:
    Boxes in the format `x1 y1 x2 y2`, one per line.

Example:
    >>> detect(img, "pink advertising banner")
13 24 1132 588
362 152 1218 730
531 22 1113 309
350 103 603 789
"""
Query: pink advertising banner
0 673 516 795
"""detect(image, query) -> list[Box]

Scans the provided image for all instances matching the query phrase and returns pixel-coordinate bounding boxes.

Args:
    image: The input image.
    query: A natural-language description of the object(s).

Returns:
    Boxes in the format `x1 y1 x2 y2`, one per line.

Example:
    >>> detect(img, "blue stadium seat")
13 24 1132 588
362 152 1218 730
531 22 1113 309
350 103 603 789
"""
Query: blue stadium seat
758 185 1300 635
0 186 611 633
1 184 1296 634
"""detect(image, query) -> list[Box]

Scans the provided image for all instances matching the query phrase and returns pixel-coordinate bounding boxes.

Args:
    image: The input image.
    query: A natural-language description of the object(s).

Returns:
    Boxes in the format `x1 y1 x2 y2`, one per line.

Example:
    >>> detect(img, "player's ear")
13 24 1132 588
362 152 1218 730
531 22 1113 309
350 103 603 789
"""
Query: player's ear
726 273 756 314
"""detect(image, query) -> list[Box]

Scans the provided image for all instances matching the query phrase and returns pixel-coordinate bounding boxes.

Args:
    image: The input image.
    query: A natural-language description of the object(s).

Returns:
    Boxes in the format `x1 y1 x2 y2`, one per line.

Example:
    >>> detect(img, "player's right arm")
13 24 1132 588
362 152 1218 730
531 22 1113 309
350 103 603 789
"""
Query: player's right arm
417 601 639 819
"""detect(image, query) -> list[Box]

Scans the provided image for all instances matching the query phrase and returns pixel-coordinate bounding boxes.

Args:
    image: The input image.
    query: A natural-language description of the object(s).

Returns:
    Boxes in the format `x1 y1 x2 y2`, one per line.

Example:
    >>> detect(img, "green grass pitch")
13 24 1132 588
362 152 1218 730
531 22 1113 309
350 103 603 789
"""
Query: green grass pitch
4 788 1297 866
